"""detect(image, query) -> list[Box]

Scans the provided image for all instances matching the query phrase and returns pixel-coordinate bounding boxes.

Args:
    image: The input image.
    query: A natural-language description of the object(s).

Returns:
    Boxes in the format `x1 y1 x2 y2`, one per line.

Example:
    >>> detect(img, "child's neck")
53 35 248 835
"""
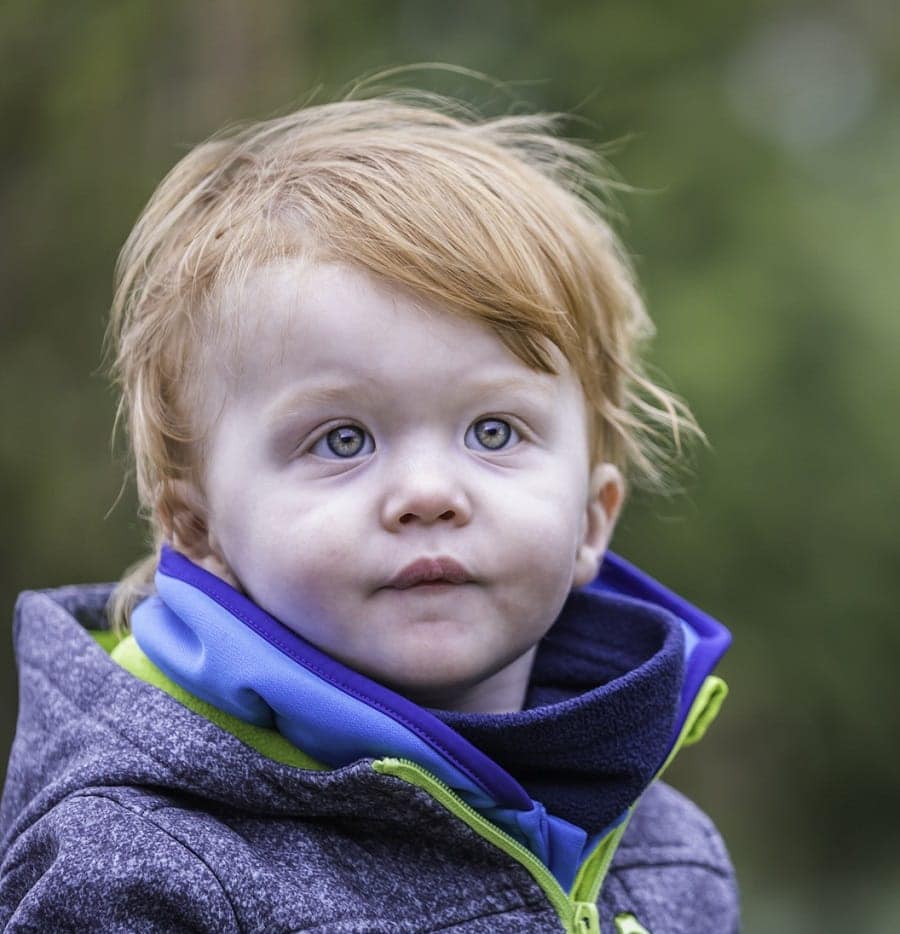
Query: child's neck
400 646 538 715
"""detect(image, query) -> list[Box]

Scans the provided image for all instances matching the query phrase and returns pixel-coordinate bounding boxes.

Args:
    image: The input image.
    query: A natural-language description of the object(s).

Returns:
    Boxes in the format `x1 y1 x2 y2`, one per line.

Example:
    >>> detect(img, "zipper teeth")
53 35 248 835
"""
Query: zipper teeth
577 817 631 905
374 756 575 926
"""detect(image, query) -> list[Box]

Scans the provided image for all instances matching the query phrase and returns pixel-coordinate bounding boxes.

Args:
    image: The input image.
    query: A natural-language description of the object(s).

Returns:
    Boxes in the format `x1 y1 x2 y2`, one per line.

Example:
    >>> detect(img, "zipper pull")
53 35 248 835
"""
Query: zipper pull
572 901 600 933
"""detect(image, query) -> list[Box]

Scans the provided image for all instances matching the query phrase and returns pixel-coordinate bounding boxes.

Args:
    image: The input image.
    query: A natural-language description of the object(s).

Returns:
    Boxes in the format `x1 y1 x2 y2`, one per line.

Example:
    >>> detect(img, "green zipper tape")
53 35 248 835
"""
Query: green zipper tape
373 756 591 931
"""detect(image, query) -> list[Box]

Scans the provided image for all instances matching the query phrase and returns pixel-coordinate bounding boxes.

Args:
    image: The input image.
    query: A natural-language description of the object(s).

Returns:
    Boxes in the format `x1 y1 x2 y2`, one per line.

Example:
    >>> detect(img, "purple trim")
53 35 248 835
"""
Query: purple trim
594 552 732 731
157 546 532 811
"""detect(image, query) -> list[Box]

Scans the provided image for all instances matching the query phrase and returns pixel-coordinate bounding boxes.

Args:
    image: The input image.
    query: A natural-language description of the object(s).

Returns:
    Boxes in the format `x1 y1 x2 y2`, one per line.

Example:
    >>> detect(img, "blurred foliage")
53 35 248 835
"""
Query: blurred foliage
1 1 898 929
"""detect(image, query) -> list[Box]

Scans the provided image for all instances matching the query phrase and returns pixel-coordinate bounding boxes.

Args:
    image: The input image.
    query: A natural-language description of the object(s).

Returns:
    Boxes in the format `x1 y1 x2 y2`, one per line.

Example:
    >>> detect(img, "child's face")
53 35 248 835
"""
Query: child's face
185 261 621 713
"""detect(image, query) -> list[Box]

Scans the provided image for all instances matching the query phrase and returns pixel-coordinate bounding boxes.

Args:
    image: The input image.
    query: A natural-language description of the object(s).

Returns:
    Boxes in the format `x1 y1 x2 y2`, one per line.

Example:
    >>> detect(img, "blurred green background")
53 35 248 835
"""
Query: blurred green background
2 2 898 930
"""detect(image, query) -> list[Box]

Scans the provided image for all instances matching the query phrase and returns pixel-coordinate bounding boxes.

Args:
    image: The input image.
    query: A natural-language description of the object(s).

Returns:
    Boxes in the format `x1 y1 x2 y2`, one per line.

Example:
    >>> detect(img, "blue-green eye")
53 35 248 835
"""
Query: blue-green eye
465 417 519 451
312 424 374 459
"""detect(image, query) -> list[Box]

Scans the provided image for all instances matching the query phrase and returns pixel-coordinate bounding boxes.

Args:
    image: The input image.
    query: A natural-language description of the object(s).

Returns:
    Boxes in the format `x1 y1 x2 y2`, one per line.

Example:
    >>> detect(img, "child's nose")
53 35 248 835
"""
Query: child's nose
379 463 473 532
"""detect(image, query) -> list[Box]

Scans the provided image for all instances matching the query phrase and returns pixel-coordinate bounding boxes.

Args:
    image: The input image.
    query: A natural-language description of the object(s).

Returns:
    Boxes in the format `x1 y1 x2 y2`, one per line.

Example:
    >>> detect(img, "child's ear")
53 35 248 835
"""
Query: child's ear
157 479 240 586
572 462 624 589
157 479 214 559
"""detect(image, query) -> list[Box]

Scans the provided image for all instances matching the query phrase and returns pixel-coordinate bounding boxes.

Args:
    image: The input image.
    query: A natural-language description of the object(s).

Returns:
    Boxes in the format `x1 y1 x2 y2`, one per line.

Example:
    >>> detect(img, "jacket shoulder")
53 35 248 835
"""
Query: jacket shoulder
602 781 739 934
0 789 239 933
618 781 734 872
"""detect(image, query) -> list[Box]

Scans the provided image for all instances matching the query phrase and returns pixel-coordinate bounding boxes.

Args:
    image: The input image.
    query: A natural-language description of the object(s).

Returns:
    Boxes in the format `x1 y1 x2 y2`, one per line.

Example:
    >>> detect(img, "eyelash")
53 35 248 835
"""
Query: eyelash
306 417 524 460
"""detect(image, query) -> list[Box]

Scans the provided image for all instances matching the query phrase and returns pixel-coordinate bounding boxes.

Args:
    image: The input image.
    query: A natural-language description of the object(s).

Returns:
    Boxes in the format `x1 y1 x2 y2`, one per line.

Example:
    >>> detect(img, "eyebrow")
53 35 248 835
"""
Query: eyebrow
265 379 379 424
464 375 556 400
266 373 556 424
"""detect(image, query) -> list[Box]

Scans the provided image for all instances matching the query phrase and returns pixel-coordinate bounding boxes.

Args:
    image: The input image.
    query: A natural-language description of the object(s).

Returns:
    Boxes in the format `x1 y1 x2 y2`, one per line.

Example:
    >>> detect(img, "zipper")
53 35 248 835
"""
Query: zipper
373 756 602 933
372 677 727 932
570 811 635 906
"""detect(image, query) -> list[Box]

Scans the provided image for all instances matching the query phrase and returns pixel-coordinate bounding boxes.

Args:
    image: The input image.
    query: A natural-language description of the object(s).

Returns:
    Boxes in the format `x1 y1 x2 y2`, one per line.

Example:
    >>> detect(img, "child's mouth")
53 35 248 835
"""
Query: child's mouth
384 556 472 590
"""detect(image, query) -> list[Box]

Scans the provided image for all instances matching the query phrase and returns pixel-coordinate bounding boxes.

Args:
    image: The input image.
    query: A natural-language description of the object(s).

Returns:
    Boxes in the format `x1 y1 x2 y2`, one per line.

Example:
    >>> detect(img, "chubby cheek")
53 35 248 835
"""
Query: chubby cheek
230 498 360 628
492 495 584 628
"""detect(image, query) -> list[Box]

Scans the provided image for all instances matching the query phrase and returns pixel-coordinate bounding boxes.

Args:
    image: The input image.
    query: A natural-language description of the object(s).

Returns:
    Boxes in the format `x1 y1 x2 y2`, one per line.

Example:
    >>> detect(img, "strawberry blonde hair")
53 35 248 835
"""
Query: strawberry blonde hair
106 84 700 629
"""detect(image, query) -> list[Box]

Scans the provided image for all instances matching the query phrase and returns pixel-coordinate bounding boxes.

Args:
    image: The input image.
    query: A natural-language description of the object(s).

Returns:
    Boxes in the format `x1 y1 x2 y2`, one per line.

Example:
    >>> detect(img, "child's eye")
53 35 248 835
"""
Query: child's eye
465 417 519 451
310 424 374 459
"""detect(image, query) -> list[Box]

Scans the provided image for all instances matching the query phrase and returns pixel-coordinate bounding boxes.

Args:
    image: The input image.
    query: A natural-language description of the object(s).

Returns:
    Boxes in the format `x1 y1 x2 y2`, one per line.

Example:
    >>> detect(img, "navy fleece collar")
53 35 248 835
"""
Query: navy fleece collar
437 588 685 834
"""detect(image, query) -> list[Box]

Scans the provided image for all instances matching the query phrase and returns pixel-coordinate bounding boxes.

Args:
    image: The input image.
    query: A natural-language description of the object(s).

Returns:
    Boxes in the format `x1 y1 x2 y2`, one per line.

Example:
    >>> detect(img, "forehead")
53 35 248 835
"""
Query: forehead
211 260 581 405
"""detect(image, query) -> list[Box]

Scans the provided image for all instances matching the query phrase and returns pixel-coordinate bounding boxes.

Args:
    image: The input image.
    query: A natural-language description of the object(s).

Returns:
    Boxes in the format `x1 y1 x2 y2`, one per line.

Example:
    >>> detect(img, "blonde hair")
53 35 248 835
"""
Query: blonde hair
106 86 700 630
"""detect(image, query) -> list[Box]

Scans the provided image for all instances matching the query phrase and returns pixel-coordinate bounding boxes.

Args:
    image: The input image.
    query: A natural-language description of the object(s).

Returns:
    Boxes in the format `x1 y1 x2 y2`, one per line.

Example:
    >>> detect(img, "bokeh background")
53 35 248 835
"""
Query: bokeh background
2 2 898 930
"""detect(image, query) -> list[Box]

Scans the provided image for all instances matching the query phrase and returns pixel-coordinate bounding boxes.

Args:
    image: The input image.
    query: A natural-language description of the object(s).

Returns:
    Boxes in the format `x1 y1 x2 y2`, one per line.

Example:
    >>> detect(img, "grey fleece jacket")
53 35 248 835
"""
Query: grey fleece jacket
0 583 738 933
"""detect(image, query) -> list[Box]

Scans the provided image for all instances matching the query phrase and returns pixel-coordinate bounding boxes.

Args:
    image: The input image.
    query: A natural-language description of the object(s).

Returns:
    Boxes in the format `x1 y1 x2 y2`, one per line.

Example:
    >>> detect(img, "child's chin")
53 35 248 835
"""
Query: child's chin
379 662 481 695
371 656 508 712
362 652 470 691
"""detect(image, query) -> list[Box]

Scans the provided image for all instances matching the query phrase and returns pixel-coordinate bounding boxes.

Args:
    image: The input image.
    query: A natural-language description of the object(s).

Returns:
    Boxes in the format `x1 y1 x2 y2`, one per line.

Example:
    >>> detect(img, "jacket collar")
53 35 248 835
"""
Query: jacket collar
128 545 730 890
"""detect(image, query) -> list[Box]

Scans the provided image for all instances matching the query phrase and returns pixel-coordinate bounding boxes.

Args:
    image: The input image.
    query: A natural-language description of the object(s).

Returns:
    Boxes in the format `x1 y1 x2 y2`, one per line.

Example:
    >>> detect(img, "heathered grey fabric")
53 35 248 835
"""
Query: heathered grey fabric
0 585 739 933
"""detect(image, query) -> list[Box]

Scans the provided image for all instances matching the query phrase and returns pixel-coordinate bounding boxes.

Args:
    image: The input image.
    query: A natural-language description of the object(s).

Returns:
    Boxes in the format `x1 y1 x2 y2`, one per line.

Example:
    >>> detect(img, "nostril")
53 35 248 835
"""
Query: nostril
397 509 456 525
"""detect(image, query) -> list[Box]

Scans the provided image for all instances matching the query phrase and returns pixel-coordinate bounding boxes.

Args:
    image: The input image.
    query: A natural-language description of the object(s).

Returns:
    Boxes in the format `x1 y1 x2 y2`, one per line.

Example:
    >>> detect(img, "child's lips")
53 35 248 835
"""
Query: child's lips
383 556 472 590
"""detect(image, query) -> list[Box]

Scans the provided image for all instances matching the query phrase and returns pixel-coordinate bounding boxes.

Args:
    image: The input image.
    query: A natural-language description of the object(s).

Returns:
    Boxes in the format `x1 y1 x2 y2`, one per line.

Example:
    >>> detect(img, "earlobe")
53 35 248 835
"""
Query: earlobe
157 479 215 560
572 462 625 589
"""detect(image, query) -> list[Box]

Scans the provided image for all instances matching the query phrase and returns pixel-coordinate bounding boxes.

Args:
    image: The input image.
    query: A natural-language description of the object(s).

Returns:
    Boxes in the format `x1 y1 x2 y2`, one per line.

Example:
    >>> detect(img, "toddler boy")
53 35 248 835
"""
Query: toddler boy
0 91 737 933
